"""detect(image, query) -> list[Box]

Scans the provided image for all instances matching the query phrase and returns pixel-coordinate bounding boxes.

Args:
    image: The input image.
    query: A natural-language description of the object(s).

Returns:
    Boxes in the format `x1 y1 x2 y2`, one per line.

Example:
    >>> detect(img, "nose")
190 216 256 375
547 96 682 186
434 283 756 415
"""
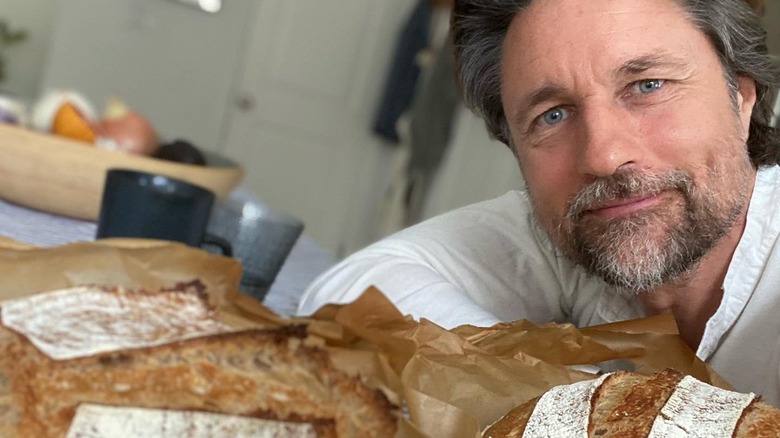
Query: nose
574 101 638 178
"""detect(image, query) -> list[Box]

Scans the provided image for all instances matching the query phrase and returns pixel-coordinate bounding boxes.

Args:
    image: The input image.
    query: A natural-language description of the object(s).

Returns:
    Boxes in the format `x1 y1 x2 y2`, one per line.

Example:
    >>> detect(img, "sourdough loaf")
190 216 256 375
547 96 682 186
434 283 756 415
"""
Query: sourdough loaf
0 284 398 437
483 369 780 438
0 281 228 438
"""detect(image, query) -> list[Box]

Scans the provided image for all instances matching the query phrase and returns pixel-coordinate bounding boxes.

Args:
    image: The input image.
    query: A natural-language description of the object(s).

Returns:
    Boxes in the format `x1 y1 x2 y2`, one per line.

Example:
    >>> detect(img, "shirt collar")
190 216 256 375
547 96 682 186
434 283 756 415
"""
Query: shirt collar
697 165 780 359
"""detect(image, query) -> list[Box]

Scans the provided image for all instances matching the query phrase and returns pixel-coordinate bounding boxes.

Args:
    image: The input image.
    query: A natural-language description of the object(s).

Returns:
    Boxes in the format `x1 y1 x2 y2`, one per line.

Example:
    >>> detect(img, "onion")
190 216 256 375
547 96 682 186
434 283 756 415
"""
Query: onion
94 111 159 155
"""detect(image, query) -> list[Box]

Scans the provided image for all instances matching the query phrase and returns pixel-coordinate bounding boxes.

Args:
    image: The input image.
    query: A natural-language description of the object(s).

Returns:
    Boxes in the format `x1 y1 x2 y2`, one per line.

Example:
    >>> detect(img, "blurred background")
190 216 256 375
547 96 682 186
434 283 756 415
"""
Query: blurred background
0 0 778 258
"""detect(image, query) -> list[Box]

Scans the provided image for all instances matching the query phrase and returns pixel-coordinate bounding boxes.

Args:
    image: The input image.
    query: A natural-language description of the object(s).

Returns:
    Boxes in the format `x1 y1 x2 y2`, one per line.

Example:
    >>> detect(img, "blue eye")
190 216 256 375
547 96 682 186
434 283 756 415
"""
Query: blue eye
540 107 568 126
636 79 665 94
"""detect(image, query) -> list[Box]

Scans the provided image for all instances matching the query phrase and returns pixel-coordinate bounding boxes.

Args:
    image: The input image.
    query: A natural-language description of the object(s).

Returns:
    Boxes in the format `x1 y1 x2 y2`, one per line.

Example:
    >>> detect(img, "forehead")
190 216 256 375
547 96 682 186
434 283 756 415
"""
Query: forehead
500 0 716 96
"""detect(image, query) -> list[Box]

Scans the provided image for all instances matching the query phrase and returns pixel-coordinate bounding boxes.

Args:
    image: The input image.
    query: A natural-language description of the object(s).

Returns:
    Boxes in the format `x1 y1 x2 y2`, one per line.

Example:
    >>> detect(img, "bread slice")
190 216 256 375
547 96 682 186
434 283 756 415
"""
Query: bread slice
4 326 397 437
484 369 780 438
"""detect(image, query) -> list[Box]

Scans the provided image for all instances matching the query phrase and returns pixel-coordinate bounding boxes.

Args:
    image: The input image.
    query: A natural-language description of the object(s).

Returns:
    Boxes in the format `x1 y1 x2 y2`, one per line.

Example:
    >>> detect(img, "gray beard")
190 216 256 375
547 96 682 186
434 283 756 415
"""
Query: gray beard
543 168 747 294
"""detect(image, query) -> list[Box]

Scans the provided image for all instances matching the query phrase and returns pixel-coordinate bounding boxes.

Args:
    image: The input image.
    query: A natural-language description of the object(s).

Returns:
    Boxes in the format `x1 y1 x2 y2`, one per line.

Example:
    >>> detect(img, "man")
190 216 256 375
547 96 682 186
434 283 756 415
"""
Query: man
298 0 780 403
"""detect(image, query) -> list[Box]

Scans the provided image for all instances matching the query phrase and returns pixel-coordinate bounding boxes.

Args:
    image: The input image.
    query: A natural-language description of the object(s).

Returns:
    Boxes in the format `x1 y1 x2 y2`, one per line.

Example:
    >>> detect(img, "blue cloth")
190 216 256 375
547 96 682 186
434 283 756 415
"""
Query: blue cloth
408 37 458 173
372 0 432 144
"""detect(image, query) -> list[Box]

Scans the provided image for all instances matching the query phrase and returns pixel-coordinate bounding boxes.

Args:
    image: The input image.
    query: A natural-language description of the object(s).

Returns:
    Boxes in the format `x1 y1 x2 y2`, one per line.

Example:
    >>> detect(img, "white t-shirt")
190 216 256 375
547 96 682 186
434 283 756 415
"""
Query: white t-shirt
297 165 780 405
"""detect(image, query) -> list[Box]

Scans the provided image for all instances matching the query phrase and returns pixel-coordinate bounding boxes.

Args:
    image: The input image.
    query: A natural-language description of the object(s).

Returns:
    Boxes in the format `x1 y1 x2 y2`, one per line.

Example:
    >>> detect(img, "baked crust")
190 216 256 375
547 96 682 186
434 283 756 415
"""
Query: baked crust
3 327 397 437
589 369 682 437
0 284 397 438
484 369 780 438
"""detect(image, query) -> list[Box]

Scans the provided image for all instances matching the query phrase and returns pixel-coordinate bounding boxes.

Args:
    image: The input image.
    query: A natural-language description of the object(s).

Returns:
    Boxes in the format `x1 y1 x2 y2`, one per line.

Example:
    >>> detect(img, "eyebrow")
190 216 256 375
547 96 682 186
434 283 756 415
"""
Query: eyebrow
614 52 692 77
510 51 692 126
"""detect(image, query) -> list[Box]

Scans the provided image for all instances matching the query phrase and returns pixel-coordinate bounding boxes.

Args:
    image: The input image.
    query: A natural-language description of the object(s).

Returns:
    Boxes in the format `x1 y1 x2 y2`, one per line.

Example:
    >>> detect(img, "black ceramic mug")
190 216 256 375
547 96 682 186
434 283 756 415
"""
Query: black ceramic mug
96 169 232 256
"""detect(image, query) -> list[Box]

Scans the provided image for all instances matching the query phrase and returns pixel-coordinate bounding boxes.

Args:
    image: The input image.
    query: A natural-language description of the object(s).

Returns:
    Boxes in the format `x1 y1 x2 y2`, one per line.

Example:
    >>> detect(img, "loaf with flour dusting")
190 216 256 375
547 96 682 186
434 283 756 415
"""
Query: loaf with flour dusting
3 327 398 437
0 284 398 437
483 369 780 438
0 282 231 437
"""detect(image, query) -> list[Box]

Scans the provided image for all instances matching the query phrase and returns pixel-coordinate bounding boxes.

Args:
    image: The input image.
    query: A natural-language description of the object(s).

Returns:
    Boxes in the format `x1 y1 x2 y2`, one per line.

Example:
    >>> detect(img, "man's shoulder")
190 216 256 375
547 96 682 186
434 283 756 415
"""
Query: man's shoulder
401 190 534 237
364 189 558 267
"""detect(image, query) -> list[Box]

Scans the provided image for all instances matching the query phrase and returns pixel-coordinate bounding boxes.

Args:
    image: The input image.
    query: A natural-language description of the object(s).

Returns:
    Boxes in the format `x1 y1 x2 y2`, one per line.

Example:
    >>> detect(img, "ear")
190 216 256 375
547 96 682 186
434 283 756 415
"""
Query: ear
735 75 757 132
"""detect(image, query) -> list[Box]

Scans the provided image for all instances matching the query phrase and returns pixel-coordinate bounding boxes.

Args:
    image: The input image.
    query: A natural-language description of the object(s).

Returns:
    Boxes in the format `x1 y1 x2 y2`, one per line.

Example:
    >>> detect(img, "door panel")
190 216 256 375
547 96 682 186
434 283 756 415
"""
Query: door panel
222 0 416 254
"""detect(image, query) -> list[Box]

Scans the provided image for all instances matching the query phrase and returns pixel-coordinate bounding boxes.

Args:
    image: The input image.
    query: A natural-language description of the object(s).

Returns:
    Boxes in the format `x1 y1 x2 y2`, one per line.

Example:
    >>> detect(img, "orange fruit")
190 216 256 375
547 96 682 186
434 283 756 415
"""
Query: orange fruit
51 103 96 143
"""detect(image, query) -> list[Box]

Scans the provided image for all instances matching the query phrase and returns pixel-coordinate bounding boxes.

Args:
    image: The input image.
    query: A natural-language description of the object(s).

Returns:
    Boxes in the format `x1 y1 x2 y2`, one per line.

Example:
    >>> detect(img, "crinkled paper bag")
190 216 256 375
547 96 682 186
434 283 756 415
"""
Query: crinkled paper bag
227 286 727 438
0 237 728 438
0 236 257 327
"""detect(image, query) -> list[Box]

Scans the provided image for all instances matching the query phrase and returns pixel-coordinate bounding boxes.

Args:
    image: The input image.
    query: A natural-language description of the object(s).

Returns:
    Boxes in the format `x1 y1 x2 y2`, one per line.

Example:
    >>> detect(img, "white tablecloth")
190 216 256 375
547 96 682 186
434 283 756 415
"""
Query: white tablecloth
0 198 336 316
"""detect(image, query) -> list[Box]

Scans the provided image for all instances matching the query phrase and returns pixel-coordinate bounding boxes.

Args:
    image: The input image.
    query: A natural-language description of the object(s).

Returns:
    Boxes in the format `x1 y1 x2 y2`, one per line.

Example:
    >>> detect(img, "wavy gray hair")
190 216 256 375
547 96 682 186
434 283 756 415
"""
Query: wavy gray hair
451 0 780 166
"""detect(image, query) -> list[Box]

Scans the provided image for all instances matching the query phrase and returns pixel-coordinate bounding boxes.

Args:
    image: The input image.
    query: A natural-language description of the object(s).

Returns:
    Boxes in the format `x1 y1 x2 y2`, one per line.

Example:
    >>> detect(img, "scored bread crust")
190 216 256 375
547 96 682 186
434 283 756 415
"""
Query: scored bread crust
483 369 780 438
0 279 222 437
482 395 540 438
1 325 397 438
0 281 233 361
589 369 683 437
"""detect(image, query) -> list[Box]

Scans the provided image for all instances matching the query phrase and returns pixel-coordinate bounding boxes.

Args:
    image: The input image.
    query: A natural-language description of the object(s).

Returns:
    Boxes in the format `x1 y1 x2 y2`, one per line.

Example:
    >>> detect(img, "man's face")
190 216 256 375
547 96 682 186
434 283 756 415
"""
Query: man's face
500 0 757 291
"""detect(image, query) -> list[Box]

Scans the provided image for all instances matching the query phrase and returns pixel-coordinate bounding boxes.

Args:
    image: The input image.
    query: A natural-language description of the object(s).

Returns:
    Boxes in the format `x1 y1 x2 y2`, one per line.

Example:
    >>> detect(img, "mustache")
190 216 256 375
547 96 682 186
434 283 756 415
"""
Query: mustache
566 170 694 220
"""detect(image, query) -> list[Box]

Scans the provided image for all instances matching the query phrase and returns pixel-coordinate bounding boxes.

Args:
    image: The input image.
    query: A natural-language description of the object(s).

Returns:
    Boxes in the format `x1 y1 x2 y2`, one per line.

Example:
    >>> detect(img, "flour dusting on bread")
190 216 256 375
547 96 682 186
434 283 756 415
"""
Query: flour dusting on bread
522 374 609 437
65 404 319 438
484 369 780 438
647 375 755 437
1 283 232 360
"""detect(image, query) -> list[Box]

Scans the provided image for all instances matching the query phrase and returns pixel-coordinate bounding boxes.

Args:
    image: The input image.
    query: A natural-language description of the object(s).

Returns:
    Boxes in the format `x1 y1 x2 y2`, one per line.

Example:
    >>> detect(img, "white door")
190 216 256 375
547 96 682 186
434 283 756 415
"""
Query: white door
221 0 416 255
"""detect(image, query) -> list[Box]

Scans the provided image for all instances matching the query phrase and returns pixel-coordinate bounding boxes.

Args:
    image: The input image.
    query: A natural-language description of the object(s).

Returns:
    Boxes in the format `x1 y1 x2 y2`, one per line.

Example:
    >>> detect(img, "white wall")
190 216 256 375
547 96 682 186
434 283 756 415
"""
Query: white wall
39 0 255 153
9 1 780 254
0 0 56 100
421 108 523 221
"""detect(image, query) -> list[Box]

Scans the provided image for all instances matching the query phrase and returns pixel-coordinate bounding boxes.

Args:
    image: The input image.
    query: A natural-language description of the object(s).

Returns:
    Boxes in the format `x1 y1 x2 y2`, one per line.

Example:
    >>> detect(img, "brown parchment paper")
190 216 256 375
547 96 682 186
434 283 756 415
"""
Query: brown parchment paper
0 236 261 328
234 287 729 437
0 237 729 438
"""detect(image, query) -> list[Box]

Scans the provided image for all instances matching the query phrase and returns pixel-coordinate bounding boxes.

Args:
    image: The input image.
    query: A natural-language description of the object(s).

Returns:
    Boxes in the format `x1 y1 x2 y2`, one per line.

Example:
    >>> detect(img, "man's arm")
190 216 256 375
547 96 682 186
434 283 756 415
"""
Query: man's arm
296 191 587 328
298 248 503 328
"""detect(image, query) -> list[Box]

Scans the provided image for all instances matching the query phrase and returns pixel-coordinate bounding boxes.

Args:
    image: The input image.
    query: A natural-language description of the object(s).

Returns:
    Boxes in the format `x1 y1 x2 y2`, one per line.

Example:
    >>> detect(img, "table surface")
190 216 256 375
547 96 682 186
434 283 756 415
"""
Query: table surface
0 196 336 316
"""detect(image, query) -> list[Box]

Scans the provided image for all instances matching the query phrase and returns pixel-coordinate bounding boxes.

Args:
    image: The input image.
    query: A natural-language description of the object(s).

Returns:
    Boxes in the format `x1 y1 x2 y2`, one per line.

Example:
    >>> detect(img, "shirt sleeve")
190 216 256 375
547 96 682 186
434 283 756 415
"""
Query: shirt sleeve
296 191 601 328
297 249 503 328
